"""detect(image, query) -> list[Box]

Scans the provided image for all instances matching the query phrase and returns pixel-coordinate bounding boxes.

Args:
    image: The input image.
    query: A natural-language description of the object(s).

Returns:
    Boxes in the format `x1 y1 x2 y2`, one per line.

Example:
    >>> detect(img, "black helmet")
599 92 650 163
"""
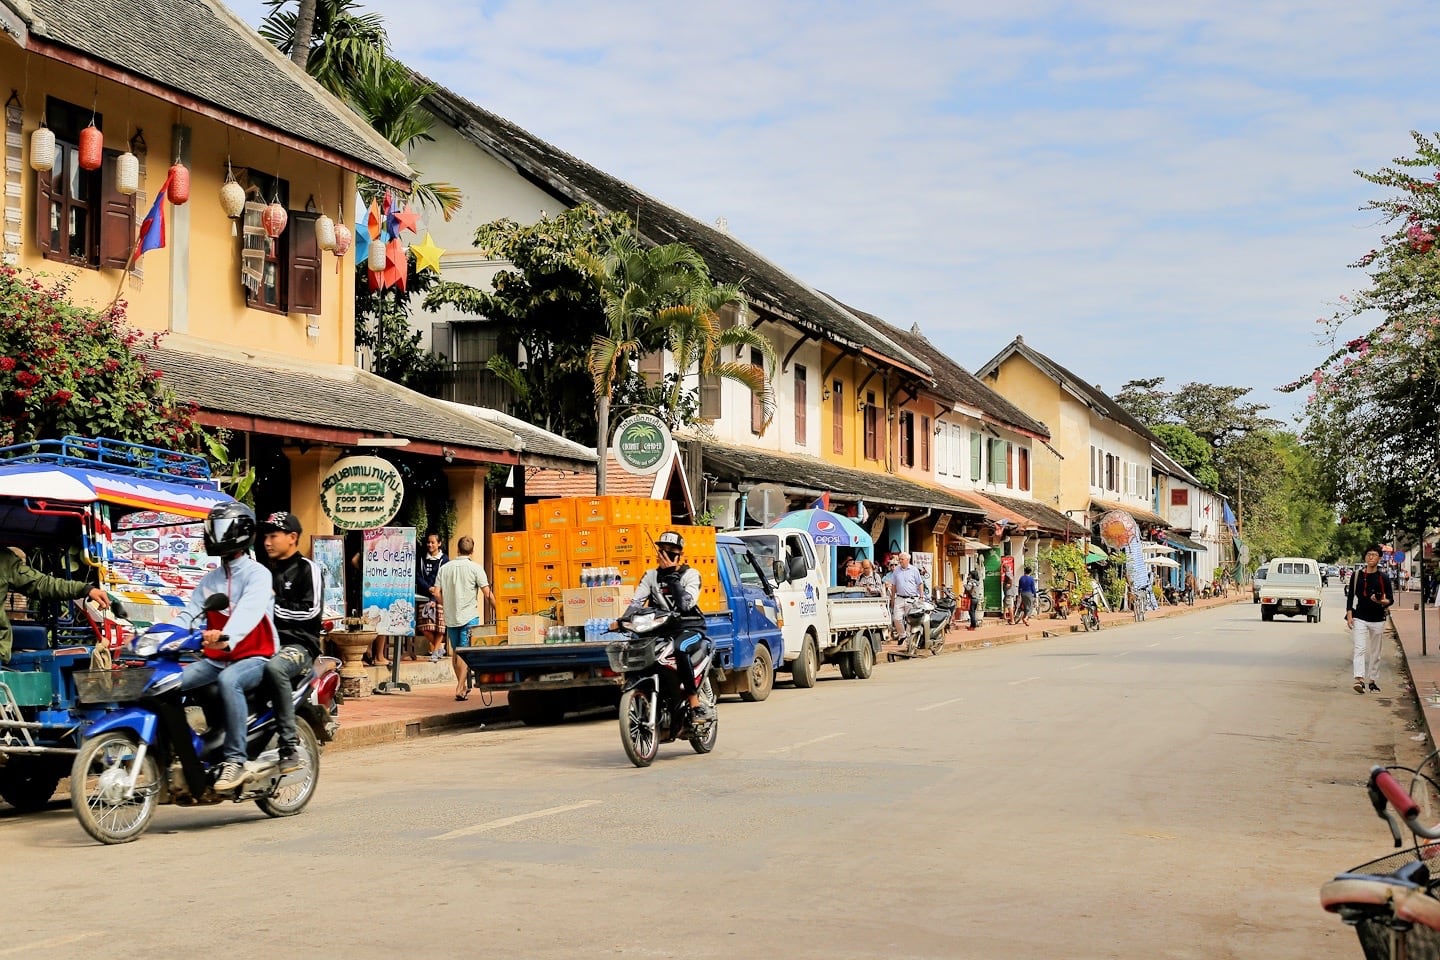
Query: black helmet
656 530 684 555
204 502 256 557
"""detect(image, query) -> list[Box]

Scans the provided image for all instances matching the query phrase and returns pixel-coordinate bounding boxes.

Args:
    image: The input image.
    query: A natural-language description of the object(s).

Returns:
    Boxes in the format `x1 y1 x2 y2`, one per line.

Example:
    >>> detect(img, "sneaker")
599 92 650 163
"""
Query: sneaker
278 745 304 775
429 648 446 663
1369 681 1381 693
213 760 247 791
691 701 717 723
1353 678 1366 694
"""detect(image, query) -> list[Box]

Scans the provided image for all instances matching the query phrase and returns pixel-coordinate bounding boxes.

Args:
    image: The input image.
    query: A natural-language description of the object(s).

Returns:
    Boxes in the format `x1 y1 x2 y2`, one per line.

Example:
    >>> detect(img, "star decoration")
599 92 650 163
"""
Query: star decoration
412 232 445 274
393 203 420 235
366 200 382 240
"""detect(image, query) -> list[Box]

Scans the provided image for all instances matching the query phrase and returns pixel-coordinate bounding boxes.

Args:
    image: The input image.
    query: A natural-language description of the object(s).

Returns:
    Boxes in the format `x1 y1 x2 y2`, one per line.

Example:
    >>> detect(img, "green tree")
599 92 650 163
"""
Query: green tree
1151 423 1220 489
1285 131 1440 543
0 267 204 451
260 0 387 98
355 253 443 389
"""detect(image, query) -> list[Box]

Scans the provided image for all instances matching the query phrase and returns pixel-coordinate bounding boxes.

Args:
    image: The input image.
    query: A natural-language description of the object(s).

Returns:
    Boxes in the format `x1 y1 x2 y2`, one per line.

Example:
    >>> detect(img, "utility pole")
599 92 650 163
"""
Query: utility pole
1237 470 1244 538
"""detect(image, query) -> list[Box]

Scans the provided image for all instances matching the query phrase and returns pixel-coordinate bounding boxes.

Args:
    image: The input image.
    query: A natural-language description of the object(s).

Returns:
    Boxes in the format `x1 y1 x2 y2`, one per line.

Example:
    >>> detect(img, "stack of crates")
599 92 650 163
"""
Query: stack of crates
493 497 729 636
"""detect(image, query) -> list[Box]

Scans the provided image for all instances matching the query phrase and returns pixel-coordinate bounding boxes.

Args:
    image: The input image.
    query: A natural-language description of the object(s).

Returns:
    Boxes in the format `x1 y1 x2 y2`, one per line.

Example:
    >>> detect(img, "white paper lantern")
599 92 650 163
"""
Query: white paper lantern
314 213 336 251
367 237 386 270
332 223 352 258
29 126 55 172
219 178 245 218
115 152 140 196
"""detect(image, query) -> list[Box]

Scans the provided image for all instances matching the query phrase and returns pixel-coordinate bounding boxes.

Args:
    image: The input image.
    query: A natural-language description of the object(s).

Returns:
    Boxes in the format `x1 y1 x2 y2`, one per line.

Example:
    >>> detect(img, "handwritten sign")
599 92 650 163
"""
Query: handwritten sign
361 527 416 635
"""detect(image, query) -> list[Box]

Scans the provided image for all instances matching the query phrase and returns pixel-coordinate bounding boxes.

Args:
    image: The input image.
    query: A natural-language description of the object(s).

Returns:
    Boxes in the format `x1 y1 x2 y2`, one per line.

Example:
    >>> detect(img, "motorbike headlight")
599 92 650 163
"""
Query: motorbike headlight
631 612 657 632
127 633 162 657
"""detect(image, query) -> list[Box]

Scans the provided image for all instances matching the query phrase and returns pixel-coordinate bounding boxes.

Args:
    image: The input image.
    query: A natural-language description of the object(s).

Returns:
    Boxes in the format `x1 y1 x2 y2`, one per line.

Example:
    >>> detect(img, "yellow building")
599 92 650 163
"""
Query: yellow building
0 0 593 559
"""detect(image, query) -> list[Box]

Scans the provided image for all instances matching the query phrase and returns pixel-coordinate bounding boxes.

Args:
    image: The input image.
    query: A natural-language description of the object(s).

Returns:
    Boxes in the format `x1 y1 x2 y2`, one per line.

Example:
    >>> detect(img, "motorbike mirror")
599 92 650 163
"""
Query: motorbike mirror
202 593 230 613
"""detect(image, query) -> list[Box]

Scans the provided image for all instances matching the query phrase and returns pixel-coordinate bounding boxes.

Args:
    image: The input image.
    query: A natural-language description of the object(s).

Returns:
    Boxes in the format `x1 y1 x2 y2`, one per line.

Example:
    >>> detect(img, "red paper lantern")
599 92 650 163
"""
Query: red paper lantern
261 201 288 239
331 223 352 258
167 162 190 205
78 124 103 171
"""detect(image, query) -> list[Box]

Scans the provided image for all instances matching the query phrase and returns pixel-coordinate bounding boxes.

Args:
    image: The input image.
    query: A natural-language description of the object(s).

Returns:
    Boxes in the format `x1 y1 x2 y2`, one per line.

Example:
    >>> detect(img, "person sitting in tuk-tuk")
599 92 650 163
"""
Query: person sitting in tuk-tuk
0 547 111 664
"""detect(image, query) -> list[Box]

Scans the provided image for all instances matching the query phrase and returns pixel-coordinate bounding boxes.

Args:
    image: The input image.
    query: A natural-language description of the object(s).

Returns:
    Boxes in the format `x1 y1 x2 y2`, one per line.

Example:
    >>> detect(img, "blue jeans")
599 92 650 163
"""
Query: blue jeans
181 656 269 763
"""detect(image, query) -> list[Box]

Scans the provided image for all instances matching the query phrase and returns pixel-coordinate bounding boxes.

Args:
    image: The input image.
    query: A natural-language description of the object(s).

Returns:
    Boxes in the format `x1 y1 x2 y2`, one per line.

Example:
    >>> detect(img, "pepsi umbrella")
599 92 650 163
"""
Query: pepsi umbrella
770 508 873 551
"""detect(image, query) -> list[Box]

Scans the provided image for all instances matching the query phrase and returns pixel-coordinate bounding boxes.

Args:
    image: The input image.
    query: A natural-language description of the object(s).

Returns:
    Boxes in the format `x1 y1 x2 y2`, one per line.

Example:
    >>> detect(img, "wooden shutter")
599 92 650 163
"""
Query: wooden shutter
430 322 451 360
99 151 136 270
1005 442 1014 486
34 166 55 257
287 212 322 314
1019 447 1030 491
794 366 807 443
638 350 664 386
921 416 931 472
831 381 843 454
863 400 878 460
970 432 982 481
749 349 764 434
699 372 721 420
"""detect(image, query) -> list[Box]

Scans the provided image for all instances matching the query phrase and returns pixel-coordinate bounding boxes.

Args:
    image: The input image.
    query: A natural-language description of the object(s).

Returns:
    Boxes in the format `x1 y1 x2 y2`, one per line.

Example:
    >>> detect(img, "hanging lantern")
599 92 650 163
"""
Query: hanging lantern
29 126 55 172
314 213 336 251
77 123 103 171
167 162 190 205
331 223 352 258
115 152 140 196
261 201 287 239
219 177 245 219
367 235 386 270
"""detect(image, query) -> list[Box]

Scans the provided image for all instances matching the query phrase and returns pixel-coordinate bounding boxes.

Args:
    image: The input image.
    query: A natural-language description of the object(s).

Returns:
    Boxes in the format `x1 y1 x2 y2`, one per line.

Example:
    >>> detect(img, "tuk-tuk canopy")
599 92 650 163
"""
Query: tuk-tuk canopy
0 464 228 519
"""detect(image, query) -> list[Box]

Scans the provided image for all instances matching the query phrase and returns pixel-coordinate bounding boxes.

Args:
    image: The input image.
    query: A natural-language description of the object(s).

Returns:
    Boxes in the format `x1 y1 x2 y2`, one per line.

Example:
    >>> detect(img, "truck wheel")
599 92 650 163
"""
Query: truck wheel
0 761 63 812
791 635 818 689
508 689 568 726
849 632 875 680
739 644 774 702
1261 605 1274 622
838 653 855 680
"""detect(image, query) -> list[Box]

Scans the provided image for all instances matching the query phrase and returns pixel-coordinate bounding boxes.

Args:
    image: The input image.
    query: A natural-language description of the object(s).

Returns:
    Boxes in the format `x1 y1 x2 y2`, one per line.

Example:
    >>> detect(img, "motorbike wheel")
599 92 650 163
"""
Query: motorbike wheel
740 643 774 703
689 679 718 755
256 721 321 818
930 626 946 655
791 634 819 689
619 688 659 767
70 732 160 845
0 761 63 812
1036 592 1053 615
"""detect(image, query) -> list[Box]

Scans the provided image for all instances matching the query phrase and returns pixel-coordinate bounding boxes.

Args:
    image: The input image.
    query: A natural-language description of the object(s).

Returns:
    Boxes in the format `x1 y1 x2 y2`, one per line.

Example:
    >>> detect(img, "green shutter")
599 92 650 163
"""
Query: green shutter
970 432 982 481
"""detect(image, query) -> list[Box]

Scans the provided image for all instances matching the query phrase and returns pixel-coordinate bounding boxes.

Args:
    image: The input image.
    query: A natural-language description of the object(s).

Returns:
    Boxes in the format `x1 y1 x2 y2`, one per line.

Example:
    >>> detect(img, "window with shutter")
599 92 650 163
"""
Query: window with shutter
898 410 914 467
921 416 931 472
1018 447 1030 491
863 392 878 460
1005 441 1014 487
831 380 843 454
970 431 983 481
989 437 1007 484
98 150 136 270
237 169 288 313
699 372 721 420
794 365 807 444
638 351 664 386
287 211 322 314
36 98 104 268
749 348 765 435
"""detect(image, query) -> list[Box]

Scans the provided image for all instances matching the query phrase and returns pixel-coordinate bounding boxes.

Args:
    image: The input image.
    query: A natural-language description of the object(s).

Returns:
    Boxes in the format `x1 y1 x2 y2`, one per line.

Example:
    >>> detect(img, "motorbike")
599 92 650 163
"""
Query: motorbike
1036 583 1072 620
68 594 340 844
928 587 957 649
605 610 718 768
1079 591 1102 632
889 595 946 660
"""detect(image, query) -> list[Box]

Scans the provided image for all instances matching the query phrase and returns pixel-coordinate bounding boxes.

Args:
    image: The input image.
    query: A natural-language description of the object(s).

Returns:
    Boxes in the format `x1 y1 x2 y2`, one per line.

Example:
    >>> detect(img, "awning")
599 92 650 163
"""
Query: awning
1147 556 1181 569
982 492 1088 537
1084 548 1109 564
1090 497 1168 528
955 537 990 553
1161 531 1206 553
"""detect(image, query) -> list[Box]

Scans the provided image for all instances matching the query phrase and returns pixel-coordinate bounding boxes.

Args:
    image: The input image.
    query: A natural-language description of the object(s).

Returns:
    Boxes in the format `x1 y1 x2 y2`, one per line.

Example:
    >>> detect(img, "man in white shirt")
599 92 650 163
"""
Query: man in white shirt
436 535 493 701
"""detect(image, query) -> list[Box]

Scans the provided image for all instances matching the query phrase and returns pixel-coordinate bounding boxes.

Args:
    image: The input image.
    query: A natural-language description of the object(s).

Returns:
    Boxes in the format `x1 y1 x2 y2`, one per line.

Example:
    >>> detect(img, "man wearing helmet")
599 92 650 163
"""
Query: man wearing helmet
179 501 278 793
626 530 714 722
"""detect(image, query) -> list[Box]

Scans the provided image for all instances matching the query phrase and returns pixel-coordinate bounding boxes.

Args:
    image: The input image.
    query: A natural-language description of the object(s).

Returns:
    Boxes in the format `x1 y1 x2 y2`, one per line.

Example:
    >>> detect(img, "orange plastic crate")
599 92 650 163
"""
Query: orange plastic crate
495 596 527 623
490 532 528 566
525 498 576 530
566 560 600 588
493 564 529 598
529 530 567 564
609 557 641 585
572 496 614 526
606 524 643 559
530 561 565 595
568 526 607 561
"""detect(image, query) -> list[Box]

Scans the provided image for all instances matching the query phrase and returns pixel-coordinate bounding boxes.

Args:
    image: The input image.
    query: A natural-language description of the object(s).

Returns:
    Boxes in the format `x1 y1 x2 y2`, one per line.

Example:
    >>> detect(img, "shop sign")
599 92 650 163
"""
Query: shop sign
320 456 405 530
613 414 673 476
933 513 952 537
361 526 416 635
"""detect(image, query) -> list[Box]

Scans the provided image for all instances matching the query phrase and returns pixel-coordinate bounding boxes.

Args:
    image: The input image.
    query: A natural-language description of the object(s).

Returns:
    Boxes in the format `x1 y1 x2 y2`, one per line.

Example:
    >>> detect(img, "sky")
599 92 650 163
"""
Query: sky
229 0 1440 425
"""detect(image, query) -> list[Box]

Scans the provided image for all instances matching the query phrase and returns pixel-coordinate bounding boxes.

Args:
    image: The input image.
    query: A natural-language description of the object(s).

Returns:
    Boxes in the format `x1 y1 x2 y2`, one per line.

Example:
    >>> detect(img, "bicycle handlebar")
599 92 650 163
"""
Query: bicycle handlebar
1370 765 1440 843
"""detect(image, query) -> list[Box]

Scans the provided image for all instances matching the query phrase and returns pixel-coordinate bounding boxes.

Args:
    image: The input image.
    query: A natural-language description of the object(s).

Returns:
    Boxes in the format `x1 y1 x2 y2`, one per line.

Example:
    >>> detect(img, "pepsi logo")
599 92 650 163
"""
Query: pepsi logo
815 520 836 533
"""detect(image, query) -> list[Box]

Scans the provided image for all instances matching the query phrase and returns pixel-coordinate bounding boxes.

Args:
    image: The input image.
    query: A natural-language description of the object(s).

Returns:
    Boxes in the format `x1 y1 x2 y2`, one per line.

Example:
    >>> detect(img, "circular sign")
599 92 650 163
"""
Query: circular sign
613 414 673 476
320 456 405 530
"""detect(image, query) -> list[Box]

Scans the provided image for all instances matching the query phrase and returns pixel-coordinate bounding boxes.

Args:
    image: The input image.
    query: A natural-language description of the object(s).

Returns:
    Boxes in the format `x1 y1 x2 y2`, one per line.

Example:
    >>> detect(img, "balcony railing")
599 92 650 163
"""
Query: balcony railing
411 360 516 412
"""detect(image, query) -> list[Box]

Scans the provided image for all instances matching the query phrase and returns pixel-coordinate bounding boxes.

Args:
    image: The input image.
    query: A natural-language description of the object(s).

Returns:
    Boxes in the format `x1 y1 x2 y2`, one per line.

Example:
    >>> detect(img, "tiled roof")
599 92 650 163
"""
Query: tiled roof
8 0 410 183
436 400 595 467
526 454 653 498
1090 497 1168 528
828 298 1050 439
984 492 1087 537
420 83 931 375
697 439 985 516
151 345 556 459
977 337 1160 446
1151 444 1201 486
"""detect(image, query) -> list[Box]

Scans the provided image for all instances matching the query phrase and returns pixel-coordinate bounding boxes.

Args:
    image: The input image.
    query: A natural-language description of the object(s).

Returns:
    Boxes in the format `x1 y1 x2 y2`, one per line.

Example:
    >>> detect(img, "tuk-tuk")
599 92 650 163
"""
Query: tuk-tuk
0 436 231 811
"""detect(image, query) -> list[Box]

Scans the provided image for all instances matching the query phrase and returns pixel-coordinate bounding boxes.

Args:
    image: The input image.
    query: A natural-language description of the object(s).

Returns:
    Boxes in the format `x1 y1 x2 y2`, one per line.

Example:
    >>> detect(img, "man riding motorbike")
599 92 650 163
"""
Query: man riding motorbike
178 502 278 793
622 531 714 723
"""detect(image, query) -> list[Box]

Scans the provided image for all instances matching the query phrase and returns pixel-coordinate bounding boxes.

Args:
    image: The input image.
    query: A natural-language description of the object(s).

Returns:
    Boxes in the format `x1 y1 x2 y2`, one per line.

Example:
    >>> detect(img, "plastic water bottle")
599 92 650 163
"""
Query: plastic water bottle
608 566 620 586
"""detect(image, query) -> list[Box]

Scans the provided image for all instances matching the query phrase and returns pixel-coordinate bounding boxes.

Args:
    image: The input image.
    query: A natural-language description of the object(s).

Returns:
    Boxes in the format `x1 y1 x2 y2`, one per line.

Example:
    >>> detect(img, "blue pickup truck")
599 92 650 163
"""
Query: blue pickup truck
459 534 783 725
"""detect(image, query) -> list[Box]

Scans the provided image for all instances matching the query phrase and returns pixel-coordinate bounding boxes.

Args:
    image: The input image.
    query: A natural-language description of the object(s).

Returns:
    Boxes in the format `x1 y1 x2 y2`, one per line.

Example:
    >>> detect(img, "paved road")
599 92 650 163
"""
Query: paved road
0 592 1415 959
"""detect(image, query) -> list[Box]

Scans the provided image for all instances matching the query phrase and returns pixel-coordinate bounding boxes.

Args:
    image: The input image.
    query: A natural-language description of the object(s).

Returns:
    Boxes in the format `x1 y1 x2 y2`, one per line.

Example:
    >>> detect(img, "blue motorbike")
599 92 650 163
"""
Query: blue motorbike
68 594 340 844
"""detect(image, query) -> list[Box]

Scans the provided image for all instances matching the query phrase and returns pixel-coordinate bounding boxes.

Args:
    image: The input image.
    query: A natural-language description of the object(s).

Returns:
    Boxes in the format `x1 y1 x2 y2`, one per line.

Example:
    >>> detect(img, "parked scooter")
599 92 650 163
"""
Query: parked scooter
605 610 717 768
928 586 957 651
68 594 339 844
1079 590 1102 632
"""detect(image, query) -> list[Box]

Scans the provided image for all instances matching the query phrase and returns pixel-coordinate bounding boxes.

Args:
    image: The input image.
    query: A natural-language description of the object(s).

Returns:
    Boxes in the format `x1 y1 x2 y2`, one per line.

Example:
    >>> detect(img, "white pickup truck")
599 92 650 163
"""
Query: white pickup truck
1259 557 1324 622
728 528 892 686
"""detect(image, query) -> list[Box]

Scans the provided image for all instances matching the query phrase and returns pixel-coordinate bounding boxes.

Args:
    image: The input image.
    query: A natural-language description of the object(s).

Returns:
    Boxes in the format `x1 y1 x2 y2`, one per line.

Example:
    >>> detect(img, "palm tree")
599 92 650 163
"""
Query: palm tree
584 234 775 493
260 0 387 93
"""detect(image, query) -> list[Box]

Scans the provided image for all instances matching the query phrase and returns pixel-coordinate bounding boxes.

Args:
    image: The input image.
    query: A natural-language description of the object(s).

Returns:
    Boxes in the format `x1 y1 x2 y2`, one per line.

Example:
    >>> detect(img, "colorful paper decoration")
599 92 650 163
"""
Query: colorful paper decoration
261 201 288 239
332 222 352 257
29 126 54 172
115 152 139 195
314 213 336 251
411 232 444 273
393 203 419 235
78 123 103 171
366 200 382 240
367 233 386 270
166 162 190 205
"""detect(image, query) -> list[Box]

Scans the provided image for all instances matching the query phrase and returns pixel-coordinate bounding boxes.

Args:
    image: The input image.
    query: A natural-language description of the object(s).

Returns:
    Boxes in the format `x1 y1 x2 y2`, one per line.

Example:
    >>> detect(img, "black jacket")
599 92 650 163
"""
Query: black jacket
271 553 324 657
1347 567 1392 623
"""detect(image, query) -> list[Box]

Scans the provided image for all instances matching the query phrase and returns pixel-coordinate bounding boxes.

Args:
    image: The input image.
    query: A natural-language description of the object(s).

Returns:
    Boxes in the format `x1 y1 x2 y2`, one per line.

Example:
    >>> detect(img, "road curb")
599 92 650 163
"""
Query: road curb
329 703 510 753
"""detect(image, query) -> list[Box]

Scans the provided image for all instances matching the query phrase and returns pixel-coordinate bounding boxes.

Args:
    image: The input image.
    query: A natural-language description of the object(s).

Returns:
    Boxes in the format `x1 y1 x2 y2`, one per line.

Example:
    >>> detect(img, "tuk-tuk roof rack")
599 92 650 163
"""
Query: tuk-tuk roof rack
0 436 213 486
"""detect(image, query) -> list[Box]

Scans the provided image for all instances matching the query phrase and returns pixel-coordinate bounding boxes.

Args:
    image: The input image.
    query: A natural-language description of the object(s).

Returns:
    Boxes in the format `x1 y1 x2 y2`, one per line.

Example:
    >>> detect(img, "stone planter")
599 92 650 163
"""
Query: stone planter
329 630 376 699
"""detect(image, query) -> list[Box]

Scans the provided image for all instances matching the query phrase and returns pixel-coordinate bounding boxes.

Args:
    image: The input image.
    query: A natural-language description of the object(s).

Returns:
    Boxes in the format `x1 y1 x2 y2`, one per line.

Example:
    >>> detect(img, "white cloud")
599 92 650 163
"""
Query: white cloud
224 0 1440 419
